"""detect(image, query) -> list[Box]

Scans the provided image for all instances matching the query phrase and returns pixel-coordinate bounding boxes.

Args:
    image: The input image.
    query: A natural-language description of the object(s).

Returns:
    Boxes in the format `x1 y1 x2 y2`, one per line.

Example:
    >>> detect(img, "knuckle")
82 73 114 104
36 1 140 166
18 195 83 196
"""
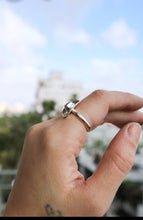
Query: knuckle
124 92 134 109
111 150 134 176
128 138 138 152
40 125 56 149
93 89 107 99
26 124 40 138
125 92 132 97
41 125 53 141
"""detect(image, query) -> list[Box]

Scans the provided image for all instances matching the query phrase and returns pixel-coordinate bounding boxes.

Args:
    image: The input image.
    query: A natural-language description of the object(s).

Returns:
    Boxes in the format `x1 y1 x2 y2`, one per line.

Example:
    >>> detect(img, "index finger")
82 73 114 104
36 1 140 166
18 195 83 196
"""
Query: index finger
69 90 143 130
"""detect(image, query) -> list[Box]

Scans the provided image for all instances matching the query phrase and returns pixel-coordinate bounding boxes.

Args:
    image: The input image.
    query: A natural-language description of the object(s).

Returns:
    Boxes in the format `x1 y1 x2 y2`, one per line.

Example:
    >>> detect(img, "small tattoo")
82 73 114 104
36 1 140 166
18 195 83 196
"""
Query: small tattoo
45 204 62 216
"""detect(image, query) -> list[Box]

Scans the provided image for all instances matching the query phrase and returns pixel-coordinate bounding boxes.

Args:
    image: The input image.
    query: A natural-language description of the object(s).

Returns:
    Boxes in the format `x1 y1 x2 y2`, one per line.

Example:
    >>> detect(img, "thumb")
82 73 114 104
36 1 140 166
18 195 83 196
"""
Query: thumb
83 122 141 216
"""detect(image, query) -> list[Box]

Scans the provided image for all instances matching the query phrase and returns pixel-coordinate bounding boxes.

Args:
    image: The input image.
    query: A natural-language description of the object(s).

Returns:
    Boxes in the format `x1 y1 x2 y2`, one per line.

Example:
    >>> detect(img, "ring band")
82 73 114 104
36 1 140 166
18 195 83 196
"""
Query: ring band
62 101 91 132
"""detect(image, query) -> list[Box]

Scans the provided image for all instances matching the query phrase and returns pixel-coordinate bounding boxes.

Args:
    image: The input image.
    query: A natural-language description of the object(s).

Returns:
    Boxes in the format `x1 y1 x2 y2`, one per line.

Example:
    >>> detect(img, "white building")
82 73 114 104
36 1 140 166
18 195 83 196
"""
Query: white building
0 102 25 116
35 71 89 112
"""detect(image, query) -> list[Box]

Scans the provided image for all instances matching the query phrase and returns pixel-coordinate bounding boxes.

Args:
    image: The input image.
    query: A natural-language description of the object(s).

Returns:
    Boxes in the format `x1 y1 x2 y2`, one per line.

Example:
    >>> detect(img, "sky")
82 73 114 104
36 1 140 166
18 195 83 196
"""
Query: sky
0 0 143 108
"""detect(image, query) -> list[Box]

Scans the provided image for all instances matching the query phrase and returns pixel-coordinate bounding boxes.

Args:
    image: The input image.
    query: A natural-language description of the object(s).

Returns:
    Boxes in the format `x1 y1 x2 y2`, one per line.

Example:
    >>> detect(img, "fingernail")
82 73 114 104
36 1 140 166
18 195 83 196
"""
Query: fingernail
127 123 141 145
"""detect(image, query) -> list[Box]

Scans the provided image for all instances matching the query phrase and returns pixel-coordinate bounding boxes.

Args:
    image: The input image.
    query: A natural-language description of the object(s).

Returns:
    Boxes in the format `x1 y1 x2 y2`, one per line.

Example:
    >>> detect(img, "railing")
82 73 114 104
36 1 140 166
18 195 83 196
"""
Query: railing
0 169 17 216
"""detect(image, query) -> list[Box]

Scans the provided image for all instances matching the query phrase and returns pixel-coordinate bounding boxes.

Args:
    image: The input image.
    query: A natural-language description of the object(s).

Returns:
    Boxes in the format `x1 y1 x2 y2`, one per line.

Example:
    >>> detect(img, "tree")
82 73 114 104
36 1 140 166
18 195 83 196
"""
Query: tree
0 111 42 168
70 93 78 102
42 100 56 115
0 100 57 168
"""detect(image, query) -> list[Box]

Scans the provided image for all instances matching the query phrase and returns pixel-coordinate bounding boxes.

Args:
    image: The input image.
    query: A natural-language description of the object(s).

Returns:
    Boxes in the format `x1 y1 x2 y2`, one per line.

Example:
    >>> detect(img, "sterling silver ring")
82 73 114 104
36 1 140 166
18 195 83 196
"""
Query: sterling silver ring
62 101 91 132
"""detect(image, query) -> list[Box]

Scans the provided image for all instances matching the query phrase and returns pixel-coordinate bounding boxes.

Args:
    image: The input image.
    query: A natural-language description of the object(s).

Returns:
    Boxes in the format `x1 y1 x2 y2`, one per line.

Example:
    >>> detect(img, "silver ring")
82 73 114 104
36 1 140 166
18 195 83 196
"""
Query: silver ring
62 101 91 132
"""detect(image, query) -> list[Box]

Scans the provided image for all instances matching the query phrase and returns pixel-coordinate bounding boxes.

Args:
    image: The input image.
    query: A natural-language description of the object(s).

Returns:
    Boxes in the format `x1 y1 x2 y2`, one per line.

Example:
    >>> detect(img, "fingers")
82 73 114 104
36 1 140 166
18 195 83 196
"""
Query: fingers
44 90 143 189
105 91 143 111
82 123 141 216
64 90 143 131
105 110 143 128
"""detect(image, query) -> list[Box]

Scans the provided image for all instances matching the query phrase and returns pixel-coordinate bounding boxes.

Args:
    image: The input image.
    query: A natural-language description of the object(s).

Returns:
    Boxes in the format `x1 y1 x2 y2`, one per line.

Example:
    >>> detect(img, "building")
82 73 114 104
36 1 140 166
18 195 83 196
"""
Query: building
0 102 25 116
35 71 89 112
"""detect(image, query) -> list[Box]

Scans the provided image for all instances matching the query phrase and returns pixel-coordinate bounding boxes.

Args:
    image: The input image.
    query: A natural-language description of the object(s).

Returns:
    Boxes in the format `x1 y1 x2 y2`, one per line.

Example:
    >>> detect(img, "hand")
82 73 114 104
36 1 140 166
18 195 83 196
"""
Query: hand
4 90 143 216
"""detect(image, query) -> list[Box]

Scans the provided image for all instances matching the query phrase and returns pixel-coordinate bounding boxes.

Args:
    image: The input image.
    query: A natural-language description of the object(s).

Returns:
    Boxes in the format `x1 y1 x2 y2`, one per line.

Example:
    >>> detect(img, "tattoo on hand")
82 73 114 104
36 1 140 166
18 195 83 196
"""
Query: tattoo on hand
45 204 62 216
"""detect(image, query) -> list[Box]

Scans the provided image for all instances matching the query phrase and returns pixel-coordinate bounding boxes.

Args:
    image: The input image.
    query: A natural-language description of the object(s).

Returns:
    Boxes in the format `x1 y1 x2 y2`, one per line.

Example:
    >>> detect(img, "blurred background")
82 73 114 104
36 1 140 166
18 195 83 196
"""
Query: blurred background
0 0 143 216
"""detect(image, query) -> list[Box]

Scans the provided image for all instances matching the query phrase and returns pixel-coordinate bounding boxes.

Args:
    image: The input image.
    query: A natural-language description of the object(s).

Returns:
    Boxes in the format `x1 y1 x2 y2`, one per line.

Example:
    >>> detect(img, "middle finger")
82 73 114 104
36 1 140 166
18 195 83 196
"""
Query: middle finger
105 110 143 128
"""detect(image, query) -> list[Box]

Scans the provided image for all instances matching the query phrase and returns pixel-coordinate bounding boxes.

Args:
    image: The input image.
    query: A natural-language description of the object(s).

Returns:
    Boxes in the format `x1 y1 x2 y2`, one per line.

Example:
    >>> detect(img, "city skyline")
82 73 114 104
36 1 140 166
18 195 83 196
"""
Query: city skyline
0 0 143 107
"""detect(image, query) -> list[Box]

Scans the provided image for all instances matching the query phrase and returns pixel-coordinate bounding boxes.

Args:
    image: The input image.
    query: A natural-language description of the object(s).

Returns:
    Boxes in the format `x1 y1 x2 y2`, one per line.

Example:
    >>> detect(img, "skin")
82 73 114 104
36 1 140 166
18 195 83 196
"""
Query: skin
3 90 143 216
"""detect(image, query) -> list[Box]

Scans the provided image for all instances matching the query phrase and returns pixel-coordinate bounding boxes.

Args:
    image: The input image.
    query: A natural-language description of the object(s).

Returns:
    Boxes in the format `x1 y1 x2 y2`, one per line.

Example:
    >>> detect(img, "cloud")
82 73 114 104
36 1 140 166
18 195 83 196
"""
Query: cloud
47 0 97 28
90 58 139 76
0 4 47 106
101 19 137 49
89 58 142 94
54 26 90 45
0 4 46 63
46 0 96 45
0 7 45 46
